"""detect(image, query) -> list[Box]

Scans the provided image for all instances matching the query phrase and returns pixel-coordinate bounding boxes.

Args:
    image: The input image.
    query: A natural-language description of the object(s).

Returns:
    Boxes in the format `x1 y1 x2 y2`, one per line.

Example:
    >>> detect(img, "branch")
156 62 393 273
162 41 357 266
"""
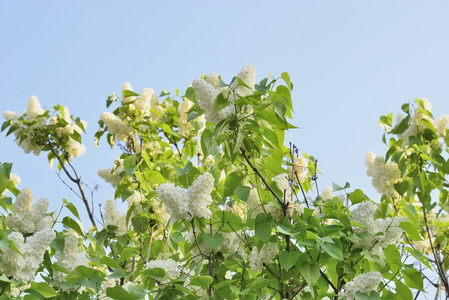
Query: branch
240 149 283 204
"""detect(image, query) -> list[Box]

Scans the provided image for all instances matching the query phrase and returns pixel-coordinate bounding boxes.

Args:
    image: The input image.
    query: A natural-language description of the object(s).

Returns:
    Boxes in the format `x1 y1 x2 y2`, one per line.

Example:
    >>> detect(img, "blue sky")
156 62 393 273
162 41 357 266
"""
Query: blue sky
1 1 449 228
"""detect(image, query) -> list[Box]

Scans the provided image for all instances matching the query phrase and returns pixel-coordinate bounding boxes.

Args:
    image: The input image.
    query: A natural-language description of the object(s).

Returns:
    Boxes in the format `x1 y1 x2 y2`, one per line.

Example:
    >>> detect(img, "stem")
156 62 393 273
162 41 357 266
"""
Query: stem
48 142 97 228
423 206 449 293
240 149 283 204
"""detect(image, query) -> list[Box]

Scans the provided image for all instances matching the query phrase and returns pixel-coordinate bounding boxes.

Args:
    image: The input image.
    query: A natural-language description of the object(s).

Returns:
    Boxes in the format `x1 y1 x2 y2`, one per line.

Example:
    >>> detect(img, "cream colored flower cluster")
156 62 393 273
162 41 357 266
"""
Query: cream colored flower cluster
351 201 405 258
6 188 53 234
249 242 279 272
145 258 180 282
97 159 124 187
343 271 382 300
3 96 46 155
0 228 55 282
156 173 215 222
288 156 308 184
53 234 89 287
365 151 401 197
191 65 256 123
121 82 165 120
3 96 87 158
50 106 87 158
393 98 449 147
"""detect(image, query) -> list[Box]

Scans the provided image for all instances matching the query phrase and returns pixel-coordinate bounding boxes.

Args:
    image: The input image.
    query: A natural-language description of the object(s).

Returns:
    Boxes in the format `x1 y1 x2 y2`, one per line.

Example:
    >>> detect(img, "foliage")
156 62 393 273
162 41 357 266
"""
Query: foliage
0 66 445 299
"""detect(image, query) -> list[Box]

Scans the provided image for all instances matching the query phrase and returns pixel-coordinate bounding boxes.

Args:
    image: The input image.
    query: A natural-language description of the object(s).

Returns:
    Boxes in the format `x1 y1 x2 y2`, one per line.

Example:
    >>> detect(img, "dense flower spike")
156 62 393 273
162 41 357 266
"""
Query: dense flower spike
0 229 55 282
156 173 215 221
6 188 53 234
343 271 382 300
365 151 401 197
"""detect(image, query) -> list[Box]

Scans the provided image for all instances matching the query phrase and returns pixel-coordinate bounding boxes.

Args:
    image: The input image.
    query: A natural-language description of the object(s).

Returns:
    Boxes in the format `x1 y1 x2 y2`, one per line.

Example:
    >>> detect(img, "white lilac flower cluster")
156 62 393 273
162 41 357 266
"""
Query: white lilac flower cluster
102 191 146 236
288 156 308 184
145 258 180 282
49 106 87 158
272 174 293 202
3 96 46 155
393 98 449 147
249 242 279 272
156 173 215 222
351 201 405 258
97 159 124 187
121 82 165 120
365 151 401 197
3 97 87 158
53 234 89 286
0 228 55 282
102 200 127 236
6 188 54 234
178 98 195 136
191 65 256 123
343 271 382 300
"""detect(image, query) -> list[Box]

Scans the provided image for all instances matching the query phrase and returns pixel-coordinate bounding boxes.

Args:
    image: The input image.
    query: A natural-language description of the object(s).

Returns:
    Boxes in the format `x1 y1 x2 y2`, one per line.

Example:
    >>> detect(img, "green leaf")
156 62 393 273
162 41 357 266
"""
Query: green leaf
142 268 166 278
216 211 246 232
213 90 231 113
190 275 213 289
281 72 293 90
142 170 167 184
224 171 246 197
348 189 369 205
202 233 224 251
394 279 413 300
279 250 300 271
62 216 84 237
246 278 272 289
384 244 402 273
122 90 140 98
26 282 58 298
123 156 136 175
63 198 81 220
320 242 343 260
234 186 251 202
399 222 422 241
332 182 350 191
354 291 380 300
255 213 273 243
106 286 140 300
402 268 424 291
297 257 320 286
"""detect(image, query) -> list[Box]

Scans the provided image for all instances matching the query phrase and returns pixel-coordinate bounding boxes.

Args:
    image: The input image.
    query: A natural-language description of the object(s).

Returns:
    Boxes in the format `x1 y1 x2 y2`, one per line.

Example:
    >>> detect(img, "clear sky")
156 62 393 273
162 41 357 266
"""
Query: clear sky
1 1 449 230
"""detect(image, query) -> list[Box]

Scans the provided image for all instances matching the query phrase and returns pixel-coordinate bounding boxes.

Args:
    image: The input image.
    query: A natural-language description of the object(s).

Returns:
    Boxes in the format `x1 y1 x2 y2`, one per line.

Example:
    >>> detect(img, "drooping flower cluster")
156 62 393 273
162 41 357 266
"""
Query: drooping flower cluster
178 98 195 135
343 271 383 300
53 234 89 286
156 173 215 222
49 106 87 158
0 228 55 282
249 242 279 272
3 96 87 159
3 96 46 155
97 159 124 187
272 173 293 201
351 201 405 257
102 200 127 236
121 83 165 120
365 151 401 197
145 258 180 282
6 188 54 234
191 65 256 123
